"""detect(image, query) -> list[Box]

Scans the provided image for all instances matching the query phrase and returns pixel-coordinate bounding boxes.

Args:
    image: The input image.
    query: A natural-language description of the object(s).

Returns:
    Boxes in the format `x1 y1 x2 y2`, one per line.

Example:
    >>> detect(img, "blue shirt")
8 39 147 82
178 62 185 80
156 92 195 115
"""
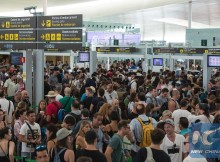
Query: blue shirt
180 128 190 136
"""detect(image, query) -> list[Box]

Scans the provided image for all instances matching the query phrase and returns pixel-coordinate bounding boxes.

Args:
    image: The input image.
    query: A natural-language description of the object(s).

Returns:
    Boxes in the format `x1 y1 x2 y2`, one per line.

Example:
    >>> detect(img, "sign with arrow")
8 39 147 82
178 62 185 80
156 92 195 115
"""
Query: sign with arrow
38 29 82 42
37 15 82 28
0 17 36 29
0 30 36 41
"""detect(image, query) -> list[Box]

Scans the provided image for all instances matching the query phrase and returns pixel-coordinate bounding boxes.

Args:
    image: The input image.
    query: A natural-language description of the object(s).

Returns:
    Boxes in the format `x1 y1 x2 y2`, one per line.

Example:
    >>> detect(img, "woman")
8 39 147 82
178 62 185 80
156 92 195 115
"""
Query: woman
104 111 119 138
50 128 75 162
98 103 113 125
189 103 214 124
36 100 47 144
128 92 137 114
46 124 57 154
207 95 217 115
76 121 92 149
13 109 26 156
0 127 15 162
0 109 7 129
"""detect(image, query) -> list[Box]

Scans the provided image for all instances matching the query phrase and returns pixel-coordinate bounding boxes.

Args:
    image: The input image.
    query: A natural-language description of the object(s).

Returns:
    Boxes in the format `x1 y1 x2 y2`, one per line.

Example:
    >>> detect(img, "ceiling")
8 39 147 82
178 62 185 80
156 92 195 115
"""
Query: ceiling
1 0 220 43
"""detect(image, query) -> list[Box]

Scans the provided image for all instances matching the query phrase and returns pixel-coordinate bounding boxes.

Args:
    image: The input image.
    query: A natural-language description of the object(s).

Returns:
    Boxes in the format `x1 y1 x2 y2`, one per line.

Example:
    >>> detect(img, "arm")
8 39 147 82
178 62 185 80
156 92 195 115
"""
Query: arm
47 141 55 153
90 103 94 112
46 115 51 123
76 136 87 149
65 150 75 162
9 141 15 162
105 146 113 162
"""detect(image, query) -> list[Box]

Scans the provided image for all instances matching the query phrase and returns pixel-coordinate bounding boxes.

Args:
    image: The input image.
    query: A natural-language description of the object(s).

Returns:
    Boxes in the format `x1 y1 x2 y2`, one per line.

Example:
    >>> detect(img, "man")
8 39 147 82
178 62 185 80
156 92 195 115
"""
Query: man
92 112 109 153
156 88 169 106
90 88 106 117
59 87 75 113
105 120 131 162
72 108 90 137
104 84 118 104
0 89 14 127
36 145 49 162
48 68 59 90
21 90 31 108
135 128 171 162
83 87 95 110
76 130 107 162
160 119 187 162
172 99 191 133
19 110 41 159
168 89 180 112
54 84 63 101
45 91 62 124
130 103 157 161
61 71 70 96
128 73 137 92
146 87 160 119
3 73 16 98
69 100 81 123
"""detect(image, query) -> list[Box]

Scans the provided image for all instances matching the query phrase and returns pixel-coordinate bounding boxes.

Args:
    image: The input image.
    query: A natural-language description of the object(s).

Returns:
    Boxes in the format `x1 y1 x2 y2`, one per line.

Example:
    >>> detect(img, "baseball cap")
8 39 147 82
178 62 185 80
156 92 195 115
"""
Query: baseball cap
164 119 175 127
56 128 72 141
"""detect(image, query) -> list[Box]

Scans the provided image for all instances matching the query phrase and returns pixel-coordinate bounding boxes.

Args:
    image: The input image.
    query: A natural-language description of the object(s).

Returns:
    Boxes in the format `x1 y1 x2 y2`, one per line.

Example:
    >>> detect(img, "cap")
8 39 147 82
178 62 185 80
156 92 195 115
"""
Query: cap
164 119 175 127
56 128 72 141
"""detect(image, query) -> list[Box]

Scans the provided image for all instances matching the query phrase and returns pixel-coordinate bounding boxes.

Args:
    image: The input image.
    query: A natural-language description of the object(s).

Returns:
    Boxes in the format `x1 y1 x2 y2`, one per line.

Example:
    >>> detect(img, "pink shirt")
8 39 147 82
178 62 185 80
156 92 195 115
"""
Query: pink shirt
14 119 24 137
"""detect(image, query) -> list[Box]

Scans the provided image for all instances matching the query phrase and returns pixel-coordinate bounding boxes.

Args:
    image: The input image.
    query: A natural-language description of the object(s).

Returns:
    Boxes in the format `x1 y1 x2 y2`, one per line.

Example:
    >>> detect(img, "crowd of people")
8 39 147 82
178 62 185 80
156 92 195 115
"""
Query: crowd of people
0 60 219 162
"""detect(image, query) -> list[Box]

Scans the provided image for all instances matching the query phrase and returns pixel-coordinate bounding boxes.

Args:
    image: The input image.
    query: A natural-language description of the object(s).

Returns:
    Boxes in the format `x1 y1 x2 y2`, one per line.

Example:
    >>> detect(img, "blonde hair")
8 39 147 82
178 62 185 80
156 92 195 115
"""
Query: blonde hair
162 110 172 117
76 121 92 137
98 103 112 117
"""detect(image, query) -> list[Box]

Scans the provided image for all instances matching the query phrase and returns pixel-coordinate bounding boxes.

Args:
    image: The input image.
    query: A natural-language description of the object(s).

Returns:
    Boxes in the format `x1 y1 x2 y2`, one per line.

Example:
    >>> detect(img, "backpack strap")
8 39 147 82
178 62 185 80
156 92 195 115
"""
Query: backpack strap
145 147 155 162
8 100 10 116
54 147 67 160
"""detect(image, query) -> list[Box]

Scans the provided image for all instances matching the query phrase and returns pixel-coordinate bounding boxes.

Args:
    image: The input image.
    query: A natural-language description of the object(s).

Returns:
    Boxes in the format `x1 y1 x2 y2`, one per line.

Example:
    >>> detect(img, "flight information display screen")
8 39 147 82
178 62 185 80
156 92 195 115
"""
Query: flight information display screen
208 55 220 67
153 58 163 66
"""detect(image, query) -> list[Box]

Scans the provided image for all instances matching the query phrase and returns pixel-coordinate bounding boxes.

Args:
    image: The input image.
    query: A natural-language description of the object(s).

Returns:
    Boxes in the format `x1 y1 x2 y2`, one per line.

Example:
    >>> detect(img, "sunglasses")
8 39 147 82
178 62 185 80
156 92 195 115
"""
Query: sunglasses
36 145 47 151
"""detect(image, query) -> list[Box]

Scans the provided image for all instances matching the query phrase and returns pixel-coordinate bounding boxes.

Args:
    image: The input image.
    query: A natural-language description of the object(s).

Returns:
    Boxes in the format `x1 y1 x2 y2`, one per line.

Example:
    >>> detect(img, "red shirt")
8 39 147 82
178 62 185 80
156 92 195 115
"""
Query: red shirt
46 101 62 123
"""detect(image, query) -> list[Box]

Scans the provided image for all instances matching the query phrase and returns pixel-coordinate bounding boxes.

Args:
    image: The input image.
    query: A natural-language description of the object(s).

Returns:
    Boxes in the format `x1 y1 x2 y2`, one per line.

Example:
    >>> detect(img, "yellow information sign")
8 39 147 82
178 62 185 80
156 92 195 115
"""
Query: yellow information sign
46 20 51 27
5 34 9 40
14 34 18 40
45 34 50 40
10 34 13 40
56 33 61 40
6 21 10 28
51 34 55 40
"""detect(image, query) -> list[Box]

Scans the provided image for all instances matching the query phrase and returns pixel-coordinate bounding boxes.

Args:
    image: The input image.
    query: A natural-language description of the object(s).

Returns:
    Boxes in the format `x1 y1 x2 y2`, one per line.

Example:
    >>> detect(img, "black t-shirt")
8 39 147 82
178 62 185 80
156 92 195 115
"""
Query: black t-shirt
83 96 93 109
76 149 107 162
135 147 171 162
91 97 106 115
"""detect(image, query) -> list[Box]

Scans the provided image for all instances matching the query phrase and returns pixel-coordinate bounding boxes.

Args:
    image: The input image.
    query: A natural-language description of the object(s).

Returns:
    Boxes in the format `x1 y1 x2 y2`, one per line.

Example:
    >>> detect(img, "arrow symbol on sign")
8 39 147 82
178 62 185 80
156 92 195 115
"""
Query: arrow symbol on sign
1 22 5 28
41 20 45 27
41 34 45 40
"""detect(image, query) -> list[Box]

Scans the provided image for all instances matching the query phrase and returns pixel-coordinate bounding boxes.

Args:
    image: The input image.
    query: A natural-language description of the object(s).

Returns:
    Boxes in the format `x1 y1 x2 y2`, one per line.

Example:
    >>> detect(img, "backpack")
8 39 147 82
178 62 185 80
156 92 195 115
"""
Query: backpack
137 117 154 147
53 148 66 162
57 109 67 123
145 147 155 162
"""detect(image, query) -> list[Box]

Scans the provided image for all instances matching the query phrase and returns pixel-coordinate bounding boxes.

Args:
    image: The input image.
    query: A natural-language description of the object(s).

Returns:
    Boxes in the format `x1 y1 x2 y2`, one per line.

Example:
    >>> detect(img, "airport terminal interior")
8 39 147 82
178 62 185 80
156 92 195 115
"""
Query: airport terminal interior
0 0 220 162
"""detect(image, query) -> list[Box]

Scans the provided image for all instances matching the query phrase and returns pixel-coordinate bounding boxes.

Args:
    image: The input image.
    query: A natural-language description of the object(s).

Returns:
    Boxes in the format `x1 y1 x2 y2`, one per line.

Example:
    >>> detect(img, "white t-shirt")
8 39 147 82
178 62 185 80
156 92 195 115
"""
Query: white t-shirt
19 121 41 153
128 101 135 112
56 94 63 101
188 114 214 124
0 98 14 124
160 134 186 162
3 78 16 96
104 90 118 104
172 109 191 132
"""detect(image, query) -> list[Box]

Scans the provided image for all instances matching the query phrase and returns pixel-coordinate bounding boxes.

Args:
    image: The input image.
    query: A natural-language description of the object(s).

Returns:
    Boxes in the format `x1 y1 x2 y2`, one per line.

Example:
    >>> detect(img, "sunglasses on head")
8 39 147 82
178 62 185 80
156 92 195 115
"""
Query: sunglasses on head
36 145 47 151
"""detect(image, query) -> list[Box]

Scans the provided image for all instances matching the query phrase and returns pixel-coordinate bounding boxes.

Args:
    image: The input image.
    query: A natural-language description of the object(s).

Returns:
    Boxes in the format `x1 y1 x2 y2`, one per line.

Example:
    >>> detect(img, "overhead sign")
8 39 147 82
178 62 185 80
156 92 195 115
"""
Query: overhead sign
0 30 36 41
38 43 82 51
38 29 82 42
0 43 36 50
204 48 220 54
153 47 178 53
96 47 136 53
0 17 36 29
37 15 82 28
